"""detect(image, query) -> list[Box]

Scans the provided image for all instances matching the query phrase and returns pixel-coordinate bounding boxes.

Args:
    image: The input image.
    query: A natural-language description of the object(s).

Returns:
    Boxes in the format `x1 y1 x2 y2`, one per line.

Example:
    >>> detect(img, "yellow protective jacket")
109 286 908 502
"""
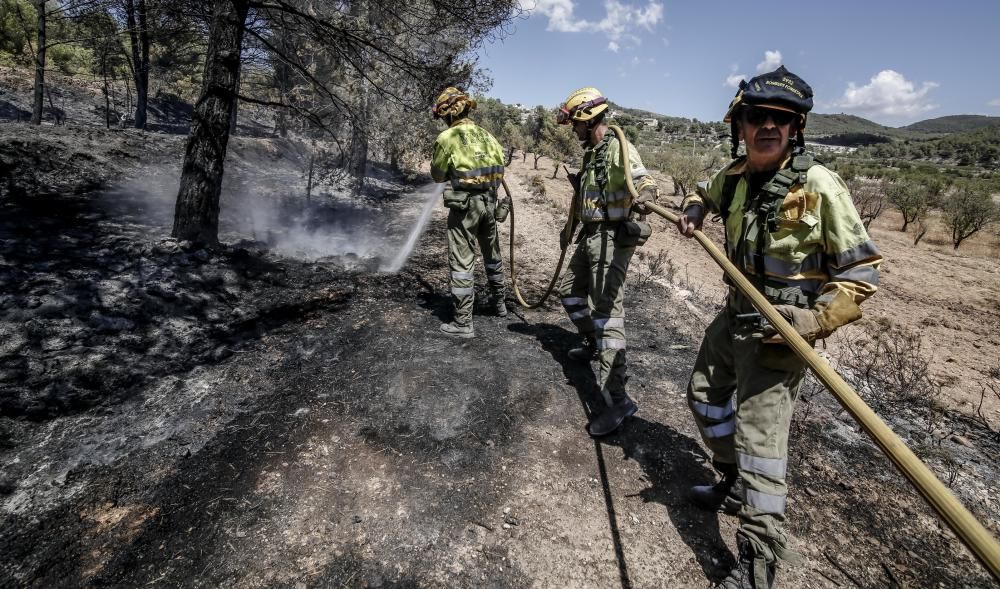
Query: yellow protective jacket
682 153 882 334
431 119 505 192
577 133 657 223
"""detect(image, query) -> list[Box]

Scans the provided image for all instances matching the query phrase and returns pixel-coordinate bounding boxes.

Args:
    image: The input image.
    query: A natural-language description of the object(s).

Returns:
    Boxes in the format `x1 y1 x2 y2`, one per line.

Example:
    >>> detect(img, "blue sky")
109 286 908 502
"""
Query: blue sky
475 1 1000 127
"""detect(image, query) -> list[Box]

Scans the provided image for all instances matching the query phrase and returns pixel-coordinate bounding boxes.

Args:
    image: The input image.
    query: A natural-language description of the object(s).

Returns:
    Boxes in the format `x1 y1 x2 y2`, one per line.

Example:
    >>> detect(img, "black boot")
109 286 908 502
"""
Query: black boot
715 538 776 589
587 395 638 437
690 462 742 515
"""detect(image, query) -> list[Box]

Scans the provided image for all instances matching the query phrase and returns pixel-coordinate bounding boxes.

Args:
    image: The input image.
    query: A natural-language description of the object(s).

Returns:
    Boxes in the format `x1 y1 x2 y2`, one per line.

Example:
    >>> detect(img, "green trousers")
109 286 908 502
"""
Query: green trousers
687 289 806 563
446 190 505 325
558 223 636 406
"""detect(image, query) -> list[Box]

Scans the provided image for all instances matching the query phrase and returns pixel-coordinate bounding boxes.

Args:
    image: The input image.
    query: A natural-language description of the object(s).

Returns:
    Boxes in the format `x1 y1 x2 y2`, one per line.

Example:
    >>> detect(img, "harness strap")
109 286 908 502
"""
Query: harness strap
720 150 819 305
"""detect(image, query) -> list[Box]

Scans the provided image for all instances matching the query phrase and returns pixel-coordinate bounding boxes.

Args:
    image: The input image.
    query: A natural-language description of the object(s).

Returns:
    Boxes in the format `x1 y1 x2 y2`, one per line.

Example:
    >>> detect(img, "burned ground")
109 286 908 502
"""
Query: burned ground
0 124 998 588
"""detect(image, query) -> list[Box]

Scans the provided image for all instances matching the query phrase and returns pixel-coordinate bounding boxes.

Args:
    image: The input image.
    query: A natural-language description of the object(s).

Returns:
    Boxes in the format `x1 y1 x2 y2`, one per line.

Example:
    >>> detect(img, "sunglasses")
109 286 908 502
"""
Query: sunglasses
742 107 798 126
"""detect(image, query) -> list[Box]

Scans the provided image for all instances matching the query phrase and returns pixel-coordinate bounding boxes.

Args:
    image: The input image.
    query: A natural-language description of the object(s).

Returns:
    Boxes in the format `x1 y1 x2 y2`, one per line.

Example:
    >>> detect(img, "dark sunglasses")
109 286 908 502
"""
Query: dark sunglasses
742 107 797 126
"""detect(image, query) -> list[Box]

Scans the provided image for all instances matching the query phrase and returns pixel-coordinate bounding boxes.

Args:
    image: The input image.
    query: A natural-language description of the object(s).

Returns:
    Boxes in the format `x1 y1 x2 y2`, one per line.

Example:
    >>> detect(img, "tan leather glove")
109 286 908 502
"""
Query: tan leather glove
761 305 823 344
632 186 657 215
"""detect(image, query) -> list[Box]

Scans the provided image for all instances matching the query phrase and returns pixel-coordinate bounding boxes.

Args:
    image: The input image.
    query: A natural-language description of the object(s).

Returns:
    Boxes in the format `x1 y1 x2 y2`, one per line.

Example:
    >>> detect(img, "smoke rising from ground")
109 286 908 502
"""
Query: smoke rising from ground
104 139 441 272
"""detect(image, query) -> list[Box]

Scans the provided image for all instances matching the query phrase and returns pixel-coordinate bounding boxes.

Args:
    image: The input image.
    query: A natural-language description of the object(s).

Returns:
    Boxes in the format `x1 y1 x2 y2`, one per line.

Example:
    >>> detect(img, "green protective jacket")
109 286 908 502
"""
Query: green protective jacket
681 155 882 334
577 133 657 223
431 119 506 191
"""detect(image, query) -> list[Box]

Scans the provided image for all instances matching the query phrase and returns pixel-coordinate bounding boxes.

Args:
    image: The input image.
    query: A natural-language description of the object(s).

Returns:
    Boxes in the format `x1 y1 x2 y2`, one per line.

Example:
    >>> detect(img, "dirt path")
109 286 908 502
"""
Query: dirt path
1 135 997 588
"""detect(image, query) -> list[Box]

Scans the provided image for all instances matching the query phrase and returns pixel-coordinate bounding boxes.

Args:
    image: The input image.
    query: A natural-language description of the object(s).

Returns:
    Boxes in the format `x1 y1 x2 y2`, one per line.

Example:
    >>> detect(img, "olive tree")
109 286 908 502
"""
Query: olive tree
942 181 999 249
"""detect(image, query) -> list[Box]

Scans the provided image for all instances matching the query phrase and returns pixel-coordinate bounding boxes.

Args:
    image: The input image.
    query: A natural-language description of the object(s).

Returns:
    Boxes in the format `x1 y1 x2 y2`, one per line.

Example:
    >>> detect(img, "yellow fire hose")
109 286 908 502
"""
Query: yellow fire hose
502 178 576 308
598 124 1000 580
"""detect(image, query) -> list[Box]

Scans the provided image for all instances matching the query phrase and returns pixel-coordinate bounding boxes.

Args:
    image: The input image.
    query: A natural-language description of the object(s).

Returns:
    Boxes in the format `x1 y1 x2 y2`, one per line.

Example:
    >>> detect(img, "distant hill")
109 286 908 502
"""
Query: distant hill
901 115 1000 134
805 113 891 137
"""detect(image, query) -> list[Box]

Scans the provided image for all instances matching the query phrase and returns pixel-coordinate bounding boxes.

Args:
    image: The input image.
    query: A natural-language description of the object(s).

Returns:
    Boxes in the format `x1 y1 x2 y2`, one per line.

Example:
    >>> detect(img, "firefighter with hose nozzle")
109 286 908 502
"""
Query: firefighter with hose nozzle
431 87 510 338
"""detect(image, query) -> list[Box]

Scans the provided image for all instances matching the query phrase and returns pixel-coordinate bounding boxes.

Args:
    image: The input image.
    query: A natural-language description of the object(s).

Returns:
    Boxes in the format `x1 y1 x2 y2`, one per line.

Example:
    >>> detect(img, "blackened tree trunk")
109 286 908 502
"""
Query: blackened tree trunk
171 0 250 245
126 0 150 129
31 0 45 125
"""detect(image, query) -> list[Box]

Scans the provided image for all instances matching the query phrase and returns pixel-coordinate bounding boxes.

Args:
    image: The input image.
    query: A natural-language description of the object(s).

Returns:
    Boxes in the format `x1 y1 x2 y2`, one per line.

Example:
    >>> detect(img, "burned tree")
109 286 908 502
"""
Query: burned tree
172 0 519 245
31 0 45 125
124 0 150 129
171 0 250 244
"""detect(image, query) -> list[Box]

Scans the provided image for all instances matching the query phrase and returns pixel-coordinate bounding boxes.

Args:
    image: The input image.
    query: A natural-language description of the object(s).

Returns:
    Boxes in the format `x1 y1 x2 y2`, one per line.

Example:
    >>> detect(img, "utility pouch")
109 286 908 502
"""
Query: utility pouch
616 220 651 247
442 190 470 211
494 197 511 223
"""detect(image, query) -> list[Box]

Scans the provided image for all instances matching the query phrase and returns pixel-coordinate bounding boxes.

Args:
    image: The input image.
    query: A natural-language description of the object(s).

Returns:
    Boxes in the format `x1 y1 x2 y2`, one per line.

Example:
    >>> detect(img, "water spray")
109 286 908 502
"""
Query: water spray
382 182 443 272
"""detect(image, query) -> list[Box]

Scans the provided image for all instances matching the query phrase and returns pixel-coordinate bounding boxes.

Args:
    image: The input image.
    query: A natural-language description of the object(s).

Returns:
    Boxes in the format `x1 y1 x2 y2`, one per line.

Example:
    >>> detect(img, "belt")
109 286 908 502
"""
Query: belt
581 221 622 233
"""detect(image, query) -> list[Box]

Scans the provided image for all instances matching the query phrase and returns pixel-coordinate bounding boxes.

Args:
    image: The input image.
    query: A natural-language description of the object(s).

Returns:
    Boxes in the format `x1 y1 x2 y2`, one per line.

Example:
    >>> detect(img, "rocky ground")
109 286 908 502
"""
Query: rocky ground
1 105 998 586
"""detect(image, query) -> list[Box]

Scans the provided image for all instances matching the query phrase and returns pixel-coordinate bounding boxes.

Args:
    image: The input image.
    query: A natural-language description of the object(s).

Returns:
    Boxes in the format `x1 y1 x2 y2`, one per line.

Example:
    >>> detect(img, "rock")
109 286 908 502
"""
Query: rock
950 434 973 448
805 487 819 497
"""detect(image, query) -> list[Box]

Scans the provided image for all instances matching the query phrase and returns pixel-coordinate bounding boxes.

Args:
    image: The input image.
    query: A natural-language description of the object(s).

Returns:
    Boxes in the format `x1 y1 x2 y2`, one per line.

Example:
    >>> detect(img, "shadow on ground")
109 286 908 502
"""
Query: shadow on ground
510 319 733 585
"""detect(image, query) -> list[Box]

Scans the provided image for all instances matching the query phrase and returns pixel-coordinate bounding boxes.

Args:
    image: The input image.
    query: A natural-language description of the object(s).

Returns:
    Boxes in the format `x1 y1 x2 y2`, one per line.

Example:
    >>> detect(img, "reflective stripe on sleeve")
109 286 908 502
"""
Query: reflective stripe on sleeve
738 453 788 478
829 264 879 286
746 489 786 514
830 240 881 268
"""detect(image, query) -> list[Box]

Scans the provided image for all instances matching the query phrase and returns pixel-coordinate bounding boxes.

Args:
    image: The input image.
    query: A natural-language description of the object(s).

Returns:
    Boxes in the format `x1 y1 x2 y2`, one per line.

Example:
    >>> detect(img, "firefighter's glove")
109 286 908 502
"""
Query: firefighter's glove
761 305 822 344
677 205 704 238
567 171 581 194
632 186 657 215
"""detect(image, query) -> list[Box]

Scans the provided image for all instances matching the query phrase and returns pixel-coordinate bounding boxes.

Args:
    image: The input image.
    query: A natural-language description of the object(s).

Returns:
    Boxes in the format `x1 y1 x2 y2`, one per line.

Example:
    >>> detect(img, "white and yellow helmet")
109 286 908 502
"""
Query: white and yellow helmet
432 86 476 120
557 87 609 125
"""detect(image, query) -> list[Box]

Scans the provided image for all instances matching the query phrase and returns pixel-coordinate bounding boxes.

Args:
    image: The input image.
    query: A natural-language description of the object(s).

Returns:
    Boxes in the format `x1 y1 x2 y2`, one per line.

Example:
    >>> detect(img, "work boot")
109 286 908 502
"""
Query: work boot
690 463 742 515
567 336 597 362
586 395 638 437
715 538 775 589
492 298 508 317
440 321 474 339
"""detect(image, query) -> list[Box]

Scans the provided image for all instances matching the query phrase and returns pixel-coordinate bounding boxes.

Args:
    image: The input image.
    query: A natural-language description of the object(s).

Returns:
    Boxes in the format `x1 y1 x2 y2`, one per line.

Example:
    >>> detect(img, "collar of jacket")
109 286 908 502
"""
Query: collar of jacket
449 118 475 128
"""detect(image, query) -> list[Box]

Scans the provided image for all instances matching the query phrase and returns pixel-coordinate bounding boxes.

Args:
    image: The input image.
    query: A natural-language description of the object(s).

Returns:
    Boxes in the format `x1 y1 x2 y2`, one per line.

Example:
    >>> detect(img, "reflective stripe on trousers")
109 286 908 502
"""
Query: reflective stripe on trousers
686 298 805 561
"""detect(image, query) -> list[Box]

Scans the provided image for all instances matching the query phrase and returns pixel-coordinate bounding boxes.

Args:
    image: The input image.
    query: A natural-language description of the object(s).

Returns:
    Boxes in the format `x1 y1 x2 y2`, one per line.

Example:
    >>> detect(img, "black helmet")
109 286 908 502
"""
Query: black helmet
724 66 813 123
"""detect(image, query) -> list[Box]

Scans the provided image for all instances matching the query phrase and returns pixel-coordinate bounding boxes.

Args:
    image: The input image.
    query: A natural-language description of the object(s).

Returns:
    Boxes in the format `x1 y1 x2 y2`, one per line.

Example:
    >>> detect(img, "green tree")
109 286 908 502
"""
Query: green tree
886 180 930 232
942 181 1000 249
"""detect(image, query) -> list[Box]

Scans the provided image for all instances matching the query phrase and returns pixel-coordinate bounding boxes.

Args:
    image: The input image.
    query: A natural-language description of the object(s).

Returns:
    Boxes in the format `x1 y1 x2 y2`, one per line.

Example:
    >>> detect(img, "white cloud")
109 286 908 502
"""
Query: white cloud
834 70 939 117
522 0 664 50
989 98 1000 107
756 50 782 73
725 73 746 88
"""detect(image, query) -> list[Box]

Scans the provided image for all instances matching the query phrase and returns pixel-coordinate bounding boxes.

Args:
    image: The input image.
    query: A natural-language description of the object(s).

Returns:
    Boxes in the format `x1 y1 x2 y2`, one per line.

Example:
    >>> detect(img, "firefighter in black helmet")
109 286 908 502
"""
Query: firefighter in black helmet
676 66 882 589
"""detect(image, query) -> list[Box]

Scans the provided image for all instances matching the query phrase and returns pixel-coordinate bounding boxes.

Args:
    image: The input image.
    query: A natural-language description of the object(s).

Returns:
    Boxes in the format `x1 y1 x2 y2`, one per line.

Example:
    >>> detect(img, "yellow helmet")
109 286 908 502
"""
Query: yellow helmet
557 87 609 125
432 87 476 120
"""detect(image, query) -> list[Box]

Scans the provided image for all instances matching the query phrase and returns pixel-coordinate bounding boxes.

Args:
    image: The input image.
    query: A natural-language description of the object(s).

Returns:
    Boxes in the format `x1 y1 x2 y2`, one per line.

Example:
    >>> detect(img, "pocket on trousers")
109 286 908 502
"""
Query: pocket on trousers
443 190 470 211
614 221 651 247
756 341 806 373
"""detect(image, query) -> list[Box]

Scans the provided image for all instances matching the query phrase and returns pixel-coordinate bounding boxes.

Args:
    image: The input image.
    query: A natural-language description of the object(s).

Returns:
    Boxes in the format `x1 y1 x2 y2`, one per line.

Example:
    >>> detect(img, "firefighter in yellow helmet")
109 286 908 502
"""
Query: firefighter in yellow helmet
676 66 882 589
556 87 658 437
430 87 509 338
